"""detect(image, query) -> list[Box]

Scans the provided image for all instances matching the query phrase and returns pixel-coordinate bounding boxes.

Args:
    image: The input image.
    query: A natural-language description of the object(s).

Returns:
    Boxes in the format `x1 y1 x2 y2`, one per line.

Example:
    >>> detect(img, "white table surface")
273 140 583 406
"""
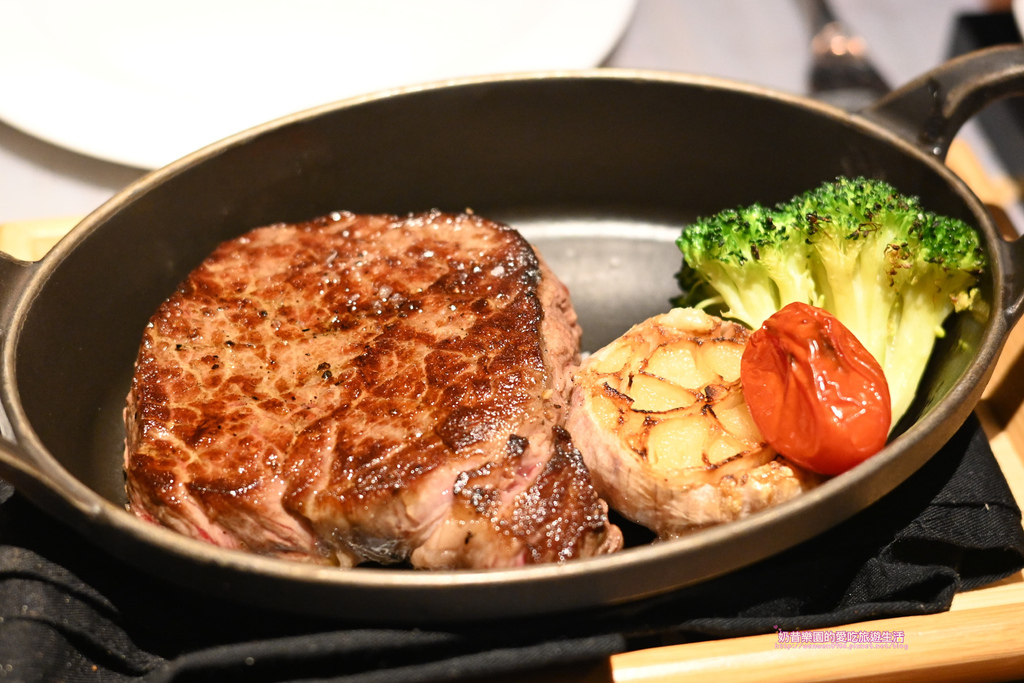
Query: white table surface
0 0 1000 225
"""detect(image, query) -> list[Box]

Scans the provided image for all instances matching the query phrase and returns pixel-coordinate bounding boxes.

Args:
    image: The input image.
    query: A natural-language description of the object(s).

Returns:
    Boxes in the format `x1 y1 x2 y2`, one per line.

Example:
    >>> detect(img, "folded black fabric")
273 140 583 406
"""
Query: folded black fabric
1 413 1022 683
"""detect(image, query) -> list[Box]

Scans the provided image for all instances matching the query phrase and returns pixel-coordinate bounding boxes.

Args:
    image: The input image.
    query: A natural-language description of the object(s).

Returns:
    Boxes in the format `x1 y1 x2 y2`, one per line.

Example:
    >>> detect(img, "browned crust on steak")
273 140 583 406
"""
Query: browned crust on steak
124 210 621 568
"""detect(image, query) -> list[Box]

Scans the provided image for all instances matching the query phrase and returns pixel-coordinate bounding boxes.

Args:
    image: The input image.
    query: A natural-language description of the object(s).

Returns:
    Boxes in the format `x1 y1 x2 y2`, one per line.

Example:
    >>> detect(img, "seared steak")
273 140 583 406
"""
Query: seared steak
124 211 622 569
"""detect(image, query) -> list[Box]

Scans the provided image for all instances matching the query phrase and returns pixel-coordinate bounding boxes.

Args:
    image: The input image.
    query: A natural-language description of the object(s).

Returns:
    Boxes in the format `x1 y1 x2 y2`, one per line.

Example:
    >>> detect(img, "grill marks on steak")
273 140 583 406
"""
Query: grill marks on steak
125 211 622 568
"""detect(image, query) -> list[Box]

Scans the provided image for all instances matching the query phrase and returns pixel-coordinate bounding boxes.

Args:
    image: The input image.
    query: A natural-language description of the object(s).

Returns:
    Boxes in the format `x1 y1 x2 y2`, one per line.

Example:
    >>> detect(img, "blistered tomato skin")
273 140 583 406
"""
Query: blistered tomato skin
740 302 891 476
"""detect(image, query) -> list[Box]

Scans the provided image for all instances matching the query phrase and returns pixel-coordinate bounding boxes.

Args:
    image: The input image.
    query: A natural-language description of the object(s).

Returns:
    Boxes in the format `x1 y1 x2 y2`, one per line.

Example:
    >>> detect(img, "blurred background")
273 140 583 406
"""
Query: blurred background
0 0 1020 226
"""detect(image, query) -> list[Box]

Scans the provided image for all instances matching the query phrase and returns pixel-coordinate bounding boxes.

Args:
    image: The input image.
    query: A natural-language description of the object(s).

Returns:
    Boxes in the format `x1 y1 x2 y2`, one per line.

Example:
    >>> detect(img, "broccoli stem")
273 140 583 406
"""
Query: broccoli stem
701 261 779 329
882 284 956 425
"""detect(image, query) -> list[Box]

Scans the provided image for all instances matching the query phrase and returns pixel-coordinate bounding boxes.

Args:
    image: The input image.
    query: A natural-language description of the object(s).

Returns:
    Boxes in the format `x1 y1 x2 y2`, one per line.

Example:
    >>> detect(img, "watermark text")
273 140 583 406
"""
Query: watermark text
774 629 908 650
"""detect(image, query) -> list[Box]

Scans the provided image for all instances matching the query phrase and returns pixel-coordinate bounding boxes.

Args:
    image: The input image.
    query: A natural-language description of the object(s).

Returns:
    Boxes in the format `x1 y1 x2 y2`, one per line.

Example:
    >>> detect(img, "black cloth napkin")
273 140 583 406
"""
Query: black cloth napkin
1 413 1022 683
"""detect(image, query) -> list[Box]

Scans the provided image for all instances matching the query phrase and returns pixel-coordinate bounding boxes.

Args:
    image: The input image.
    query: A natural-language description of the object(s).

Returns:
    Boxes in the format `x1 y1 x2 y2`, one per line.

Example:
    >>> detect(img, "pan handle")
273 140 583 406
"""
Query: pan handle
863 45 1024 324
862 44 1024 160
0 253 104 521
0 254 53 496
0 239 108 524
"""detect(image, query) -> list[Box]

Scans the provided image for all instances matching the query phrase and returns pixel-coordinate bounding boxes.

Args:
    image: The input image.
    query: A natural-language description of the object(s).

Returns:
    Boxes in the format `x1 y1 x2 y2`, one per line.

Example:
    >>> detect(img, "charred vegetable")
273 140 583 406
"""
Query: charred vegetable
567 307 819 537
741 302 892 475
676 176 986 426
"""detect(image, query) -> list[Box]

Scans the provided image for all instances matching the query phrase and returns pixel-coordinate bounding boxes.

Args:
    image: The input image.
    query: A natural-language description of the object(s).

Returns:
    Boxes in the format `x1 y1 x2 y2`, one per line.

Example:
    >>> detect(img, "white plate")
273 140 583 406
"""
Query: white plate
0 0 636 169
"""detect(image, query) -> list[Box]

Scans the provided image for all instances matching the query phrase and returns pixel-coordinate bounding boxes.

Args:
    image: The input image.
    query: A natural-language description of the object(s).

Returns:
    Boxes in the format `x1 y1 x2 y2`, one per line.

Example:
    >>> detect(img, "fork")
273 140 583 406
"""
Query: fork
804 0 890 110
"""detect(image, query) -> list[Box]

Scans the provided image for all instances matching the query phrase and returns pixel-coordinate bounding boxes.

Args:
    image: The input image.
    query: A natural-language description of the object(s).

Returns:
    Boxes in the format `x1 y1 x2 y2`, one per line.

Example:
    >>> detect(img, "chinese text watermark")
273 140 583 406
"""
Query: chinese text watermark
775 629 908 650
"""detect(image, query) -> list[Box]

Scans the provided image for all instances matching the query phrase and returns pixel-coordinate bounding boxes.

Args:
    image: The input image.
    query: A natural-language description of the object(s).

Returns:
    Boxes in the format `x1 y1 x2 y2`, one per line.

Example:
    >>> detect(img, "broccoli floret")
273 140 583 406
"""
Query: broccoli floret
676 176 986 426
677 200 822 326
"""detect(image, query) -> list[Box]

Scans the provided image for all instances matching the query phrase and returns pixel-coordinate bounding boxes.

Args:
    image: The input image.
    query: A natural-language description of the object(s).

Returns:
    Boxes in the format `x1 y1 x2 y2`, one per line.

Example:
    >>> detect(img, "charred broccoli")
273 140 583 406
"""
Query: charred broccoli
676 176 986 426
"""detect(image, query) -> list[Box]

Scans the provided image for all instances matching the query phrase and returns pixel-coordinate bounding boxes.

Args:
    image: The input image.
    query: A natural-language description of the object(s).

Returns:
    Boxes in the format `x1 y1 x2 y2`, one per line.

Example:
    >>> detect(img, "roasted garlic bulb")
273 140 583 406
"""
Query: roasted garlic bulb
567 308 820 538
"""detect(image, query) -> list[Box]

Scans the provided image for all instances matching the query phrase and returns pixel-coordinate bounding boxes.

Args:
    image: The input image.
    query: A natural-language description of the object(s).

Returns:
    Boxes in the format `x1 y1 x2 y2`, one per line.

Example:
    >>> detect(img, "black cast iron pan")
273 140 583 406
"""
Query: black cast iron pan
2 46 1024 624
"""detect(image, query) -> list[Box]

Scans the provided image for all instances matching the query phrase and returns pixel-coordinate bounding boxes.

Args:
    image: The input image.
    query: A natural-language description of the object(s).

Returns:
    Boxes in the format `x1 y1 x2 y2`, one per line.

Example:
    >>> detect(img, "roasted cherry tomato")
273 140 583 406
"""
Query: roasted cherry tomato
740 302 891 476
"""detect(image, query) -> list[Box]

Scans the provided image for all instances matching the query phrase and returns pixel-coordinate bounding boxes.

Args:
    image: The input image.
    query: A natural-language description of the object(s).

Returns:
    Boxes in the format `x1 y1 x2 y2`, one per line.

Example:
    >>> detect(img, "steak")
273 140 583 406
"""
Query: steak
124 210 623 569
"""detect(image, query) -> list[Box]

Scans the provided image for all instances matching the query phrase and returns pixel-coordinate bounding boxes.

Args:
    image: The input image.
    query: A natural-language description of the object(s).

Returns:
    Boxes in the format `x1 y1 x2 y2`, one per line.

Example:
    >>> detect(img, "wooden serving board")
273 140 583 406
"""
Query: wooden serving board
4 142 1023 681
